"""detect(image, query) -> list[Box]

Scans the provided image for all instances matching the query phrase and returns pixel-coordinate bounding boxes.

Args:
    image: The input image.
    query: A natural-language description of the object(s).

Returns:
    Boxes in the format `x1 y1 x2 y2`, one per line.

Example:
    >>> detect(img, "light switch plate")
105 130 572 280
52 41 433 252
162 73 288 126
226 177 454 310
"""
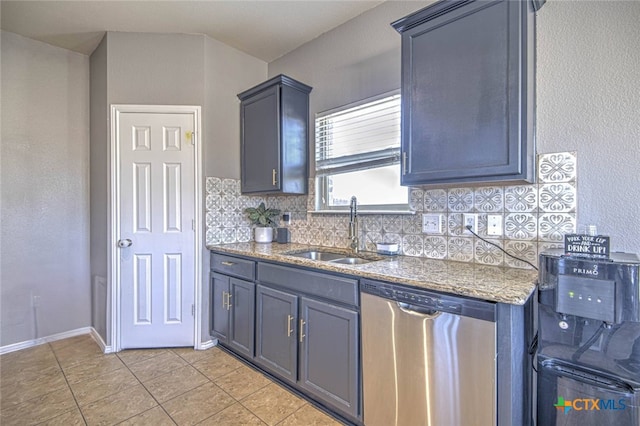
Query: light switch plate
487 214 503 236
422 214 443 234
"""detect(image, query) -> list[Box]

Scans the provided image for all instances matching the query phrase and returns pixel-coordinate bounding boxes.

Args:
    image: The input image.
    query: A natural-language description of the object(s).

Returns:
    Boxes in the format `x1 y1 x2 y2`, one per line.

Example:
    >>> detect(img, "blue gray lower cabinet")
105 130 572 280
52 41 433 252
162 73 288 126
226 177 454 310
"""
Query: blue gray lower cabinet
298 297 359 419
254 284 360 419
254 285 298 383
254 267 361 421
210 272 255 358
211 273 230 342
210 252 257 358
210 253 362 423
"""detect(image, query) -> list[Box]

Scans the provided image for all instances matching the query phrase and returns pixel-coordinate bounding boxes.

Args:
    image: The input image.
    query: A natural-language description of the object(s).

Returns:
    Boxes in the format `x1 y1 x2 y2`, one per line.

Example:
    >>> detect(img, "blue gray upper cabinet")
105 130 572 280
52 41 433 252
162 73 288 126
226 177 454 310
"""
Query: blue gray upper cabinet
238 75 312 194
393 0 537 185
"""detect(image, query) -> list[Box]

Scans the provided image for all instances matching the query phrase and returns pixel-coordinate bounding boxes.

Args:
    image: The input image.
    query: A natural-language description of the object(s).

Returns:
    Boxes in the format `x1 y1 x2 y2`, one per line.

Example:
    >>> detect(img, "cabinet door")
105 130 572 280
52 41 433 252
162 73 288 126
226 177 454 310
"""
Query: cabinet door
211 273 230 341
255 285 298 384
299 297 359 419
228 278 255 358
399 0 534 185
240 85 281 193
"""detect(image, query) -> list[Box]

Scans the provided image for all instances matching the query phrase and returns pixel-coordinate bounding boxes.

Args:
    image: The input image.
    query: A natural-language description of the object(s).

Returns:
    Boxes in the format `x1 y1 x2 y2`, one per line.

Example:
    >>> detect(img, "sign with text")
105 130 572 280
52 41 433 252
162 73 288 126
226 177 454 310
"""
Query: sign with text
564 234 610 258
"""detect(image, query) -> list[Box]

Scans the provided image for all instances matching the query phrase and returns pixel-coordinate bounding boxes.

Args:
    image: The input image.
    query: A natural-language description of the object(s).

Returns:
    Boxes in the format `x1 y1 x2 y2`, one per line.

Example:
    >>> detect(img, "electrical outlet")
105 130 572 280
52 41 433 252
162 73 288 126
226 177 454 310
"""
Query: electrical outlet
487 214 503 236
422 214 443 234
282 212 291 225
463 213 478 234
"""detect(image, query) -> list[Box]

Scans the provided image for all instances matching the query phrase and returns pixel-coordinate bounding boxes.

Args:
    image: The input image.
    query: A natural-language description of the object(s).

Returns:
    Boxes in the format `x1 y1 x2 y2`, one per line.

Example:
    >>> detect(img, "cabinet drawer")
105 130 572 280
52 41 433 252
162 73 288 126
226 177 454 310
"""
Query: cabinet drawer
211 253 255 280
257 262 358 306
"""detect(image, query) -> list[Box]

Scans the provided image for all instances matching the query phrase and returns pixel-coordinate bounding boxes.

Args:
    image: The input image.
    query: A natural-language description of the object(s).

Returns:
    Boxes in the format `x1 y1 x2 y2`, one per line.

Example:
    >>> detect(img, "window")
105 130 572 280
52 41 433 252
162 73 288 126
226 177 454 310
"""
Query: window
315 91 408 211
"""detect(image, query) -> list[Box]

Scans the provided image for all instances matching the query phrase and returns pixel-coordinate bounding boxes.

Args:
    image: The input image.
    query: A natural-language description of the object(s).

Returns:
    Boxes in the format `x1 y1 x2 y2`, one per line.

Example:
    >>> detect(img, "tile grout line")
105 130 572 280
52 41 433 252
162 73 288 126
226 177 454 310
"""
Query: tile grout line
233 383 276 425
235 382 305 426
132 372 182 424
273 403 311 426
61 353 141 414
130 347 247 424
208 350 279 423
183 348 275 425
115 348 169 369
46 342 89 426
214 348 320 425
58 343 163 424
117 349 185 425
171 380 237 425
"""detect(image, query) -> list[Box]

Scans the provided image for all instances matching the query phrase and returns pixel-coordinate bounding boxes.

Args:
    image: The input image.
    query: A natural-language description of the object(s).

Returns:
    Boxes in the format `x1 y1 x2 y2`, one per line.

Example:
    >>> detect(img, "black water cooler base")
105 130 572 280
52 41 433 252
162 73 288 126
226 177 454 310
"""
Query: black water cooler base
537 363 639 426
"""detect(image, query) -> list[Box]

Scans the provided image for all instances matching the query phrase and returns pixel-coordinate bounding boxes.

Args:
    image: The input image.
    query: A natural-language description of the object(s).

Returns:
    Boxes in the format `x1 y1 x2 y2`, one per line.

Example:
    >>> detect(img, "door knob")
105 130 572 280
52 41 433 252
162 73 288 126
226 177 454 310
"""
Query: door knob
117 239 132 248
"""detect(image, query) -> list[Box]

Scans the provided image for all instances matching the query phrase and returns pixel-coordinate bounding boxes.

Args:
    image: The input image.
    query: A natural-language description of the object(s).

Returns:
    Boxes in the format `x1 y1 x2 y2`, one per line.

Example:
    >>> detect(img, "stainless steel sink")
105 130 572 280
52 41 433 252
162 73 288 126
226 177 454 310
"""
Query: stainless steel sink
284 249 380 264
330 257 372 265
285 250 346 261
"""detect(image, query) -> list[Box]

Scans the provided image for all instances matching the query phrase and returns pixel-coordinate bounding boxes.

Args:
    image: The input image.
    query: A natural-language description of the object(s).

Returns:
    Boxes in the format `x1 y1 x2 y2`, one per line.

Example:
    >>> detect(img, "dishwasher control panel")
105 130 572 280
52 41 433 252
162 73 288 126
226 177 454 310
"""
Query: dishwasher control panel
360 279 496 322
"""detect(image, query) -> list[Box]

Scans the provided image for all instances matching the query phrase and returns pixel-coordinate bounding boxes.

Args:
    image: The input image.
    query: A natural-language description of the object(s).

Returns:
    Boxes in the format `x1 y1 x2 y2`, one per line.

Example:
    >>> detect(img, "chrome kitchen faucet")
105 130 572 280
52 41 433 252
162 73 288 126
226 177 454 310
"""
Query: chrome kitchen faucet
349 196 359 253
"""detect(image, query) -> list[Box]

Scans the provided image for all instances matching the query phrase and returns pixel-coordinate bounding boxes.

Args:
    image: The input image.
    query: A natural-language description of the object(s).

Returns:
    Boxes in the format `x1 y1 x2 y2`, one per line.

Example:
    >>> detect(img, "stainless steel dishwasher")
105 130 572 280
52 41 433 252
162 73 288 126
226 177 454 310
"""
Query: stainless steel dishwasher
361 279 497 426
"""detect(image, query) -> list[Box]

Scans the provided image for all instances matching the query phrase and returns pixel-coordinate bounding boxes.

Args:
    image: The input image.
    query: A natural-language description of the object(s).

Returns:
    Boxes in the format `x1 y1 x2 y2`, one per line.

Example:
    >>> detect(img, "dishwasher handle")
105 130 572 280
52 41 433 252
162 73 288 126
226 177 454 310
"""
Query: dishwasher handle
397 302 442 317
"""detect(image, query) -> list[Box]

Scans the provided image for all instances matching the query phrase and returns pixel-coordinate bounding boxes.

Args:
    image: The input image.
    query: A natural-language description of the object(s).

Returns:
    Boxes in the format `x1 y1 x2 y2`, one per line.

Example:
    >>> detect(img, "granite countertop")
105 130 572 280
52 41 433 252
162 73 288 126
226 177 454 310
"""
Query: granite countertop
207 242 538 305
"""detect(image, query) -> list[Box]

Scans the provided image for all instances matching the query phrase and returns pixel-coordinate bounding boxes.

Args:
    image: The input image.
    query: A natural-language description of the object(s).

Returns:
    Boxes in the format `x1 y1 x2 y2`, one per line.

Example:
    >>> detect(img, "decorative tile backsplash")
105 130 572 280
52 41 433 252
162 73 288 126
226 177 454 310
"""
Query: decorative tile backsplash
206 151 577 269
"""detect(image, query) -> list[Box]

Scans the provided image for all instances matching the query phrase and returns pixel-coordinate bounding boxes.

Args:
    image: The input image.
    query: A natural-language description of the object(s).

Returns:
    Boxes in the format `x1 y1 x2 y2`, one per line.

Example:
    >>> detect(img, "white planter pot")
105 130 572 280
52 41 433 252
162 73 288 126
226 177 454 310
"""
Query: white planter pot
254 227 273 243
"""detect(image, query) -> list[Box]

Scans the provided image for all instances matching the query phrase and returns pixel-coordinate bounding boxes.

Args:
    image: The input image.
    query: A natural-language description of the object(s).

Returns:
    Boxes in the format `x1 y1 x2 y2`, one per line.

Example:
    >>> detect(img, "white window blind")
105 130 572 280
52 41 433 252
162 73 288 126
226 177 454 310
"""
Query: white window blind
314 91 407 210
315 93 401 177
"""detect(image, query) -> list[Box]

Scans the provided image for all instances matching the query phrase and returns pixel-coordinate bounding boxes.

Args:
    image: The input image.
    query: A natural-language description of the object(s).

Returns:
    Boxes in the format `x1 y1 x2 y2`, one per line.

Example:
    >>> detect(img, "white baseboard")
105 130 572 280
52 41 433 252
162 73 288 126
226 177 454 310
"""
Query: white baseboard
198 338 217 350
89 328 114 354
1 328 212 355
0 327 95 355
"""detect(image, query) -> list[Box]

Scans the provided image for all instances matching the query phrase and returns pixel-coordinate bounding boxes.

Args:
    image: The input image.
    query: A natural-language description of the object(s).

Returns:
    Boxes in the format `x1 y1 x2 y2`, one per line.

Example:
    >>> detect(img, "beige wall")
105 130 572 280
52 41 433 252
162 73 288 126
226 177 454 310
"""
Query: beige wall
1 31 91 346
107 32 206 106
536 1 640 253
89 35 109 341
270 0 640 253
89 35 108 281
204 36 267 179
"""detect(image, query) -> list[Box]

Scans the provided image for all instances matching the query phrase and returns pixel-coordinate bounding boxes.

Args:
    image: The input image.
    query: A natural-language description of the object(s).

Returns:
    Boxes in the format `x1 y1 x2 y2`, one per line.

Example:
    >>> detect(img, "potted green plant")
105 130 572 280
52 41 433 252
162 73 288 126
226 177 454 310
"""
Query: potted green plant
244 202 281 243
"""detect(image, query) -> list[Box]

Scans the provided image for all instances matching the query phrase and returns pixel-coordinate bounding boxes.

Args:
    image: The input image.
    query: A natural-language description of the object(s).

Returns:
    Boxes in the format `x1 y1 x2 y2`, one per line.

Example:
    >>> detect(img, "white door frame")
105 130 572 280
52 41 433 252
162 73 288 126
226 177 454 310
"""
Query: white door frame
109 104 203 352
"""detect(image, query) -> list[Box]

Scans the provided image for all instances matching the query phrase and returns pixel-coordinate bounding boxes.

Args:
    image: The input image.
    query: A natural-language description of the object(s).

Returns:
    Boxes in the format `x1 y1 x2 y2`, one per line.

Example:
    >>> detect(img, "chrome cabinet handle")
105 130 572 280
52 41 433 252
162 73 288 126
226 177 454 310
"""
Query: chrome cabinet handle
221 261 235 266
272 169 277 186
221 291 232 310
402 152 408 175
117 239 132 248
287 315 294 337
299 319 306 343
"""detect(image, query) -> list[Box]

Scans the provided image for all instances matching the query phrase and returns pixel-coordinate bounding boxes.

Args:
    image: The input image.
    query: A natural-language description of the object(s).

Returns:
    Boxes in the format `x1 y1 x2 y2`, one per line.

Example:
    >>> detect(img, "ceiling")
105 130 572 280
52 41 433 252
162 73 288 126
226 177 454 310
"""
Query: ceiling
0 0 385 62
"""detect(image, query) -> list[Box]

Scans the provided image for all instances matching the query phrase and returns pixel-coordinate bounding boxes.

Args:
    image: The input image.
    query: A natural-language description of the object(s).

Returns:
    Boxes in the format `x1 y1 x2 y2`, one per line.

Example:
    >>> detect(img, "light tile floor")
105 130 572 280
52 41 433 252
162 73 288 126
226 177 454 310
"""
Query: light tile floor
0 334 343 425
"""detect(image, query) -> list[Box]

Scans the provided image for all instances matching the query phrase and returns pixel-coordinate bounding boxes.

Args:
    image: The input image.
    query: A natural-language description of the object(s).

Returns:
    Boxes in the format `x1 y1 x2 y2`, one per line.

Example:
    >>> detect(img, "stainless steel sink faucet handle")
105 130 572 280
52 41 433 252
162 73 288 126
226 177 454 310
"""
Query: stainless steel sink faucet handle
349 196 359 253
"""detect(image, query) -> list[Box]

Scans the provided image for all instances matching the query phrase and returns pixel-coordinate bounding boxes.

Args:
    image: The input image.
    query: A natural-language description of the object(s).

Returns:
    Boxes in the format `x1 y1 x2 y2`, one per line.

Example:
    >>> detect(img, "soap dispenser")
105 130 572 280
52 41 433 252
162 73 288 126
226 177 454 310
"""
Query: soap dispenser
276 212 291 243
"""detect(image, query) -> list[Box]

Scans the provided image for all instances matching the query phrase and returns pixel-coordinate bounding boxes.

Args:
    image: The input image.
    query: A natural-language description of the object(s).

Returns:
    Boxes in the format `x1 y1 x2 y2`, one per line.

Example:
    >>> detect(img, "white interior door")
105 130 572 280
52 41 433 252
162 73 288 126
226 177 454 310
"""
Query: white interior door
117 110 196 349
